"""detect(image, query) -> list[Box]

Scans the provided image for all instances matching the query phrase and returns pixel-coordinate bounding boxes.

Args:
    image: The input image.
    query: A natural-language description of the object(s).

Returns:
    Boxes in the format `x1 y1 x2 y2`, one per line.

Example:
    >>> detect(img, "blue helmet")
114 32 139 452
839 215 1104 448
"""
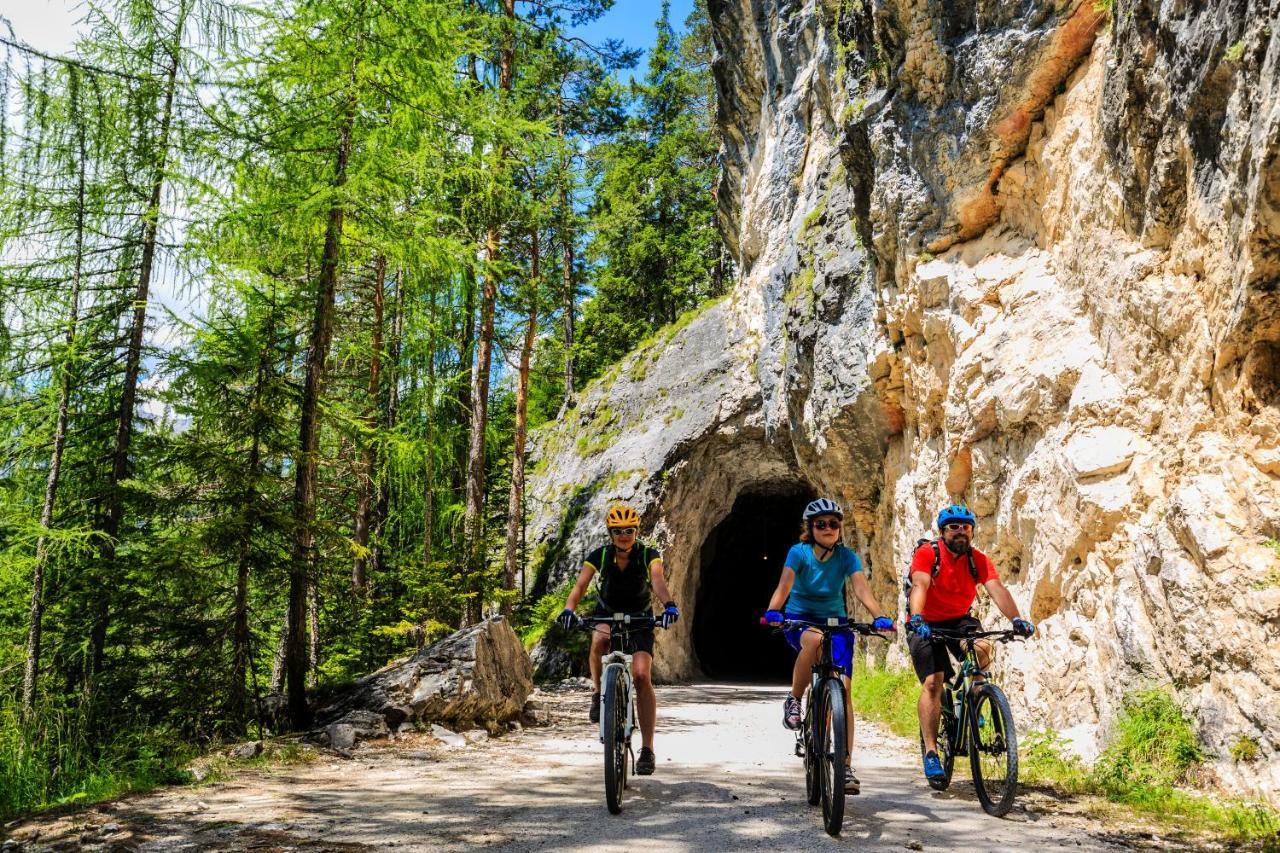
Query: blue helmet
803 497 843 521
937 504 976 530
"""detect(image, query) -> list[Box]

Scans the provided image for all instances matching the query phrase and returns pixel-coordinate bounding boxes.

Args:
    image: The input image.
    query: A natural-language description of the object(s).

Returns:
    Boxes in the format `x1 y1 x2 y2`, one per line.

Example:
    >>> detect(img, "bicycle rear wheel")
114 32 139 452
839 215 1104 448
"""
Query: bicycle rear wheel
819 678 846 836
602 667 628 814
920 686 957 791
969 683 1018 816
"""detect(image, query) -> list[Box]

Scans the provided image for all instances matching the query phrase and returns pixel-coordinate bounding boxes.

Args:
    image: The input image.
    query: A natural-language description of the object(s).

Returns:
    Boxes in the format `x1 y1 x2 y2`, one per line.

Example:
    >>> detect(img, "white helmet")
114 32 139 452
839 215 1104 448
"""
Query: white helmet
802 497 843 521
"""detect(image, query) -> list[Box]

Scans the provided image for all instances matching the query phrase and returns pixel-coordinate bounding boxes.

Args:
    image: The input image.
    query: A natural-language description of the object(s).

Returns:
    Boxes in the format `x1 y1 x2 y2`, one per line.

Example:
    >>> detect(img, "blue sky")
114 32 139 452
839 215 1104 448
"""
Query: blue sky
573 0 698 82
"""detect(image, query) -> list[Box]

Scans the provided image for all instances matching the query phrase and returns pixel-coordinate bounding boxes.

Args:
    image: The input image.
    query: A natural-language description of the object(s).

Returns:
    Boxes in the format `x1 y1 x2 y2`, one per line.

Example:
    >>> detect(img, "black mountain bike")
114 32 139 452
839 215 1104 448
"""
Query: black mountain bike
920 627 1022 816
765 617 890 837
578 613 665 815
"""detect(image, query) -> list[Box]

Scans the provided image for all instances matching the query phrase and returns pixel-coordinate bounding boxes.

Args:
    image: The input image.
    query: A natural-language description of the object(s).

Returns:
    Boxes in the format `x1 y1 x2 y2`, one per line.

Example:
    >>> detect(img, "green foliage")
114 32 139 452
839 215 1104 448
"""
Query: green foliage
575 2 727 387
1091 688 1204 794
1021 729 1090 794
1230 735 1261 763
1224 41 1245 62
847 660 919 738
847 670 1280 844
0 700 191 821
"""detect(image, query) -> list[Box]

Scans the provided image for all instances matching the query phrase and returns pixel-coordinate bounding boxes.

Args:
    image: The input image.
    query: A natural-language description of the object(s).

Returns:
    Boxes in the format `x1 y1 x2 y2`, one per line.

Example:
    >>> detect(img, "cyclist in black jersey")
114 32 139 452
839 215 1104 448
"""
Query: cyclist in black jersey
558 504 678 776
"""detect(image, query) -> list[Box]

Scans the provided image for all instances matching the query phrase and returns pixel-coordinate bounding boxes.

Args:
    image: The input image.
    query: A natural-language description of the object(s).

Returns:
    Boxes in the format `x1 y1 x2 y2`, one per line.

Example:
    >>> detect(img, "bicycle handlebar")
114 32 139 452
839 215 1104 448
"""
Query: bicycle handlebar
576 614 665 630
758 617 895 638
926 628 1022 643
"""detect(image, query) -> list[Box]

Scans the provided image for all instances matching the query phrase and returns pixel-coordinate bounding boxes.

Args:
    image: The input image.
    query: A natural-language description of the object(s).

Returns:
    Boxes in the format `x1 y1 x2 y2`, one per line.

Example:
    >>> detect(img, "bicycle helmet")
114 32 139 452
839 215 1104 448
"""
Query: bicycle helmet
605 504 641 528
936 503 976 530
802 497 844 521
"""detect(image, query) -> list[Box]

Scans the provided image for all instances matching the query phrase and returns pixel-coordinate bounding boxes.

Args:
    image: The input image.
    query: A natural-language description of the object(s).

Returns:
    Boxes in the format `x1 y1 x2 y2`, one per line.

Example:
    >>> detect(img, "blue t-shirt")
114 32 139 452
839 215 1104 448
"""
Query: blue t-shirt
784 543 862 617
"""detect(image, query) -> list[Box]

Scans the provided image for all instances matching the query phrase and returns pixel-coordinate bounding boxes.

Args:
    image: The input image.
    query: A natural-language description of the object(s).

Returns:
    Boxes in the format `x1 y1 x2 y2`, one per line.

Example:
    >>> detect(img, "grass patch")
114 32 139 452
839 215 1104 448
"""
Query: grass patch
1 701 194 821
847 670 1280 845
848 660 919 739
1224 40 1245 62
1230 735 1261 764
1030 690 1280 845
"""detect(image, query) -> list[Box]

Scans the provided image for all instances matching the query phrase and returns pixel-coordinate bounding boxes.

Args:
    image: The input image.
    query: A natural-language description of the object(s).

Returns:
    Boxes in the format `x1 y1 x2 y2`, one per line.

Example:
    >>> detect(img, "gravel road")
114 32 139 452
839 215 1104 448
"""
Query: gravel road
4 683 1191 851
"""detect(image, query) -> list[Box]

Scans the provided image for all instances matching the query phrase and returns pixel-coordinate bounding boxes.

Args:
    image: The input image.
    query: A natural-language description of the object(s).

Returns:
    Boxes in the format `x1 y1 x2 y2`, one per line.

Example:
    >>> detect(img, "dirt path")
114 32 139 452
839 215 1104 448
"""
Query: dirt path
5 684 1190 851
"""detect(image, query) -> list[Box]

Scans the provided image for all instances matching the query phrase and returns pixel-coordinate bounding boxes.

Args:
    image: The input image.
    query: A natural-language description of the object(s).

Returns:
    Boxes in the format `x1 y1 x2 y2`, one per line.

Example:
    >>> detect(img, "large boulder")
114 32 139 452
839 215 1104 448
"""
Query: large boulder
316 616 533 737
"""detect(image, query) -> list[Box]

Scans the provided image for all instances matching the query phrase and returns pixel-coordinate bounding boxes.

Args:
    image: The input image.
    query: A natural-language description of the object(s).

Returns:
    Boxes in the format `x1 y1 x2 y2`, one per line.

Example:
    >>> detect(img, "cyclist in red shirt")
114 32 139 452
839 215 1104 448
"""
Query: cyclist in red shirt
905 504 1034 782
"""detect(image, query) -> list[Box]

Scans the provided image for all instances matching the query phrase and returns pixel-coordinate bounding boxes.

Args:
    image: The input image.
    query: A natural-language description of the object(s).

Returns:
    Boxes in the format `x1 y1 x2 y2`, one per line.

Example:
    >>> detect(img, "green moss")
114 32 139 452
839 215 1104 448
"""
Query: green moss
784 265 817 313
602 467 646 492
1224 40 1245 62
839 97 867 126
576 428 621 458
663 406 684 426
800 202 827 243
1230 735 1261 764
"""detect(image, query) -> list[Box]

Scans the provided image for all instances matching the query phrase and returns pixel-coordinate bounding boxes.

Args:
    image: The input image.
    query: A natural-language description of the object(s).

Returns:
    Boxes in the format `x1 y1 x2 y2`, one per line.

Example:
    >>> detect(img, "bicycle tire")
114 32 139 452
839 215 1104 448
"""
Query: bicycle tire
819 678 846 836
969 683 1018 816
804 692 821 806
602 666 628 814
920 686 957 791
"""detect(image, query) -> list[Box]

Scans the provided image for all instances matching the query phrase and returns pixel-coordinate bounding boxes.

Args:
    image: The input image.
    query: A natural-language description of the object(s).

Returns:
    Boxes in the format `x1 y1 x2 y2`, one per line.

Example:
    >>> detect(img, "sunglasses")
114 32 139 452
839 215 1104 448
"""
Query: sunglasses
812 519 841 531
609 527 637 536
944 522 973 532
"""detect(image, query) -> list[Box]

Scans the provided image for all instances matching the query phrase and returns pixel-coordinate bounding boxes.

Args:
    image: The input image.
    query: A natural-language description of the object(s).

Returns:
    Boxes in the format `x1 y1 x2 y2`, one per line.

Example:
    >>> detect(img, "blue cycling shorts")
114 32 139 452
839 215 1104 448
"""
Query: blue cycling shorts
783 612 854 676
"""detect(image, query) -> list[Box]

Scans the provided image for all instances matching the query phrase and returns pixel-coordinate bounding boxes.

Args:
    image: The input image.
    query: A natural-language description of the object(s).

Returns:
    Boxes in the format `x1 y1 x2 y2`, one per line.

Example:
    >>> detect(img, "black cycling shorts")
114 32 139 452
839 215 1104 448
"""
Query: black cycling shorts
906 614 982 682
590 603 654 656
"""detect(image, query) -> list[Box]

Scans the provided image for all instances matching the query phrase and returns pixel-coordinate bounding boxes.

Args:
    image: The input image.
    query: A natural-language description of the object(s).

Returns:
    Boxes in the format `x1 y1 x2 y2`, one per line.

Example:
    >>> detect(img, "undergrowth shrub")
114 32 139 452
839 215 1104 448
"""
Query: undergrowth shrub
0 699 191 821
848 659 919 739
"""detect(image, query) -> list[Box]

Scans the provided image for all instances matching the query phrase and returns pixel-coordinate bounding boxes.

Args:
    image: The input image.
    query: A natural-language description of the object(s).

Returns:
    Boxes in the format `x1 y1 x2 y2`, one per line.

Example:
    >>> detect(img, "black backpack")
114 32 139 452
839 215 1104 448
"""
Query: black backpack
902 539 979 601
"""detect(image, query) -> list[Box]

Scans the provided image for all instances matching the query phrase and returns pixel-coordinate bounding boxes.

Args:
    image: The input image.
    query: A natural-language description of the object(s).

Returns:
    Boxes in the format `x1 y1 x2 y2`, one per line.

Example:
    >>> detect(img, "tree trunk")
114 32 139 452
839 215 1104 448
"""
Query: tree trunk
503 230 538 617
559 121 575 412
423 277 437 566
89 9 188 682
353 256 386 594
22 72 87 717
463 228 499 625
230 299 277 722
373 268 403 578
461 0 515 625
286 107 354 730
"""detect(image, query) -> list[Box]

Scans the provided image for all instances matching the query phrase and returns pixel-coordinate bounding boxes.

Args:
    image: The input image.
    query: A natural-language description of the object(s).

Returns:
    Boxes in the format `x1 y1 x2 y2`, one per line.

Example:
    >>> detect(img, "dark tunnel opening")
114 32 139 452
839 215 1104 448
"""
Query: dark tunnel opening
693 486 815 681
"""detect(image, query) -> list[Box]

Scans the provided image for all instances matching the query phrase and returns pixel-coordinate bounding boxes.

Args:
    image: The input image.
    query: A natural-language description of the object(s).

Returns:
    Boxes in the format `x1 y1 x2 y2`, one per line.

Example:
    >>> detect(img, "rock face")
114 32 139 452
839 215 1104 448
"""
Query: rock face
525 0 1280 801
316 617 533 739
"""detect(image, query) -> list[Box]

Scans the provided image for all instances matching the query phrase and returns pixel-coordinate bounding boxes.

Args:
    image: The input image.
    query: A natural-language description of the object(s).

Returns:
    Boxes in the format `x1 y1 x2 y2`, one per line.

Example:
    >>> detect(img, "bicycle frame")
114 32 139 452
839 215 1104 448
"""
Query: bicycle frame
930 629 1018 755
587 614 656 749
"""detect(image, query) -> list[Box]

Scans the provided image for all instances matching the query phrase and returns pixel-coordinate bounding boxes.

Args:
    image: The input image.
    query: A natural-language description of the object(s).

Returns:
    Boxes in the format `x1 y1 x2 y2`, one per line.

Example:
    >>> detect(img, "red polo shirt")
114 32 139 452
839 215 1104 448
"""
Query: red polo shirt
912 542 997 621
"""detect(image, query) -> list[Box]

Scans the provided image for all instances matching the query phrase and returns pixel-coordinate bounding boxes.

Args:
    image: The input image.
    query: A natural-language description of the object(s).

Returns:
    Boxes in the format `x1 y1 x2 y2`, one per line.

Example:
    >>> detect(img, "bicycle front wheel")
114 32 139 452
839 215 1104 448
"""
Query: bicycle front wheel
969 683 1018 816
819 678 847 836
804 698 821 806
602 666 628 814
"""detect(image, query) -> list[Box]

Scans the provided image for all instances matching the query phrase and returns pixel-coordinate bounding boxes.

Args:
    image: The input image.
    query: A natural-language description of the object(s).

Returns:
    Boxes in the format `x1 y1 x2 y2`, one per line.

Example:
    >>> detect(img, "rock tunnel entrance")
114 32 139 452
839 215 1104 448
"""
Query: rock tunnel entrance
693 486 815 681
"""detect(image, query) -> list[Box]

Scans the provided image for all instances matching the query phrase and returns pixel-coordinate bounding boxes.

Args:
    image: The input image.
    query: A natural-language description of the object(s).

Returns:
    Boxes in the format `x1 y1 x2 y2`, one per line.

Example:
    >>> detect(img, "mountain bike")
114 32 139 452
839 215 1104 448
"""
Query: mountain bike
764 617 890 837
920 627 1022 816
578 613 665 814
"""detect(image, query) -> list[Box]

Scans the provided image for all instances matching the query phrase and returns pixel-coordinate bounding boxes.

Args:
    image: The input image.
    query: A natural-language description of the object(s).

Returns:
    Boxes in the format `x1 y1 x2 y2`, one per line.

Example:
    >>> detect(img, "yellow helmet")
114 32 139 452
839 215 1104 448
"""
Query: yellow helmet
605 504 641 528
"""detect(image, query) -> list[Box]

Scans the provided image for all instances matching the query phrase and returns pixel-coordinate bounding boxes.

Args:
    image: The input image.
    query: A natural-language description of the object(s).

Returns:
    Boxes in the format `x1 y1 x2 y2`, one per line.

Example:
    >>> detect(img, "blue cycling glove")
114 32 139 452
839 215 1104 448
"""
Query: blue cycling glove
1012 617 1035 638
556 608 579 630
763 609 785 625
908 614 930 639
661 602 680 629
872 616 894 632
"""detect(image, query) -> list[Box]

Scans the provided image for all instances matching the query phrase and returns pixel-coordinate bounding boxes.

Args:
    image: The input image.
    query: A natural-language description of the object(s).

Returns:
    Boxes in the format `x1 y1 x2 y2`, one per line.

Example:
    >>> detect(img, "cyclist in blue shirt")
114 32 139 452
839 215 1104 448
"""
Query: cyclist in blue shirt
762 498 894 795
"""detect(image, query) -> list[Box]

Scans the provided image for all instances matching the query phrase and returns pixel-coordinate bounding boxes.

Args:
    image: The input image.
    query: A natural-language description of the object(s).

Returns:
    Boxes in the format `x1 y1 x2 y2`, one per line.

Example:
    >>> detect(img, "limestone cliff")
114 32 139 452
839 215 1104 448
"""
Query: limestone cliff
525 0 1280 801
